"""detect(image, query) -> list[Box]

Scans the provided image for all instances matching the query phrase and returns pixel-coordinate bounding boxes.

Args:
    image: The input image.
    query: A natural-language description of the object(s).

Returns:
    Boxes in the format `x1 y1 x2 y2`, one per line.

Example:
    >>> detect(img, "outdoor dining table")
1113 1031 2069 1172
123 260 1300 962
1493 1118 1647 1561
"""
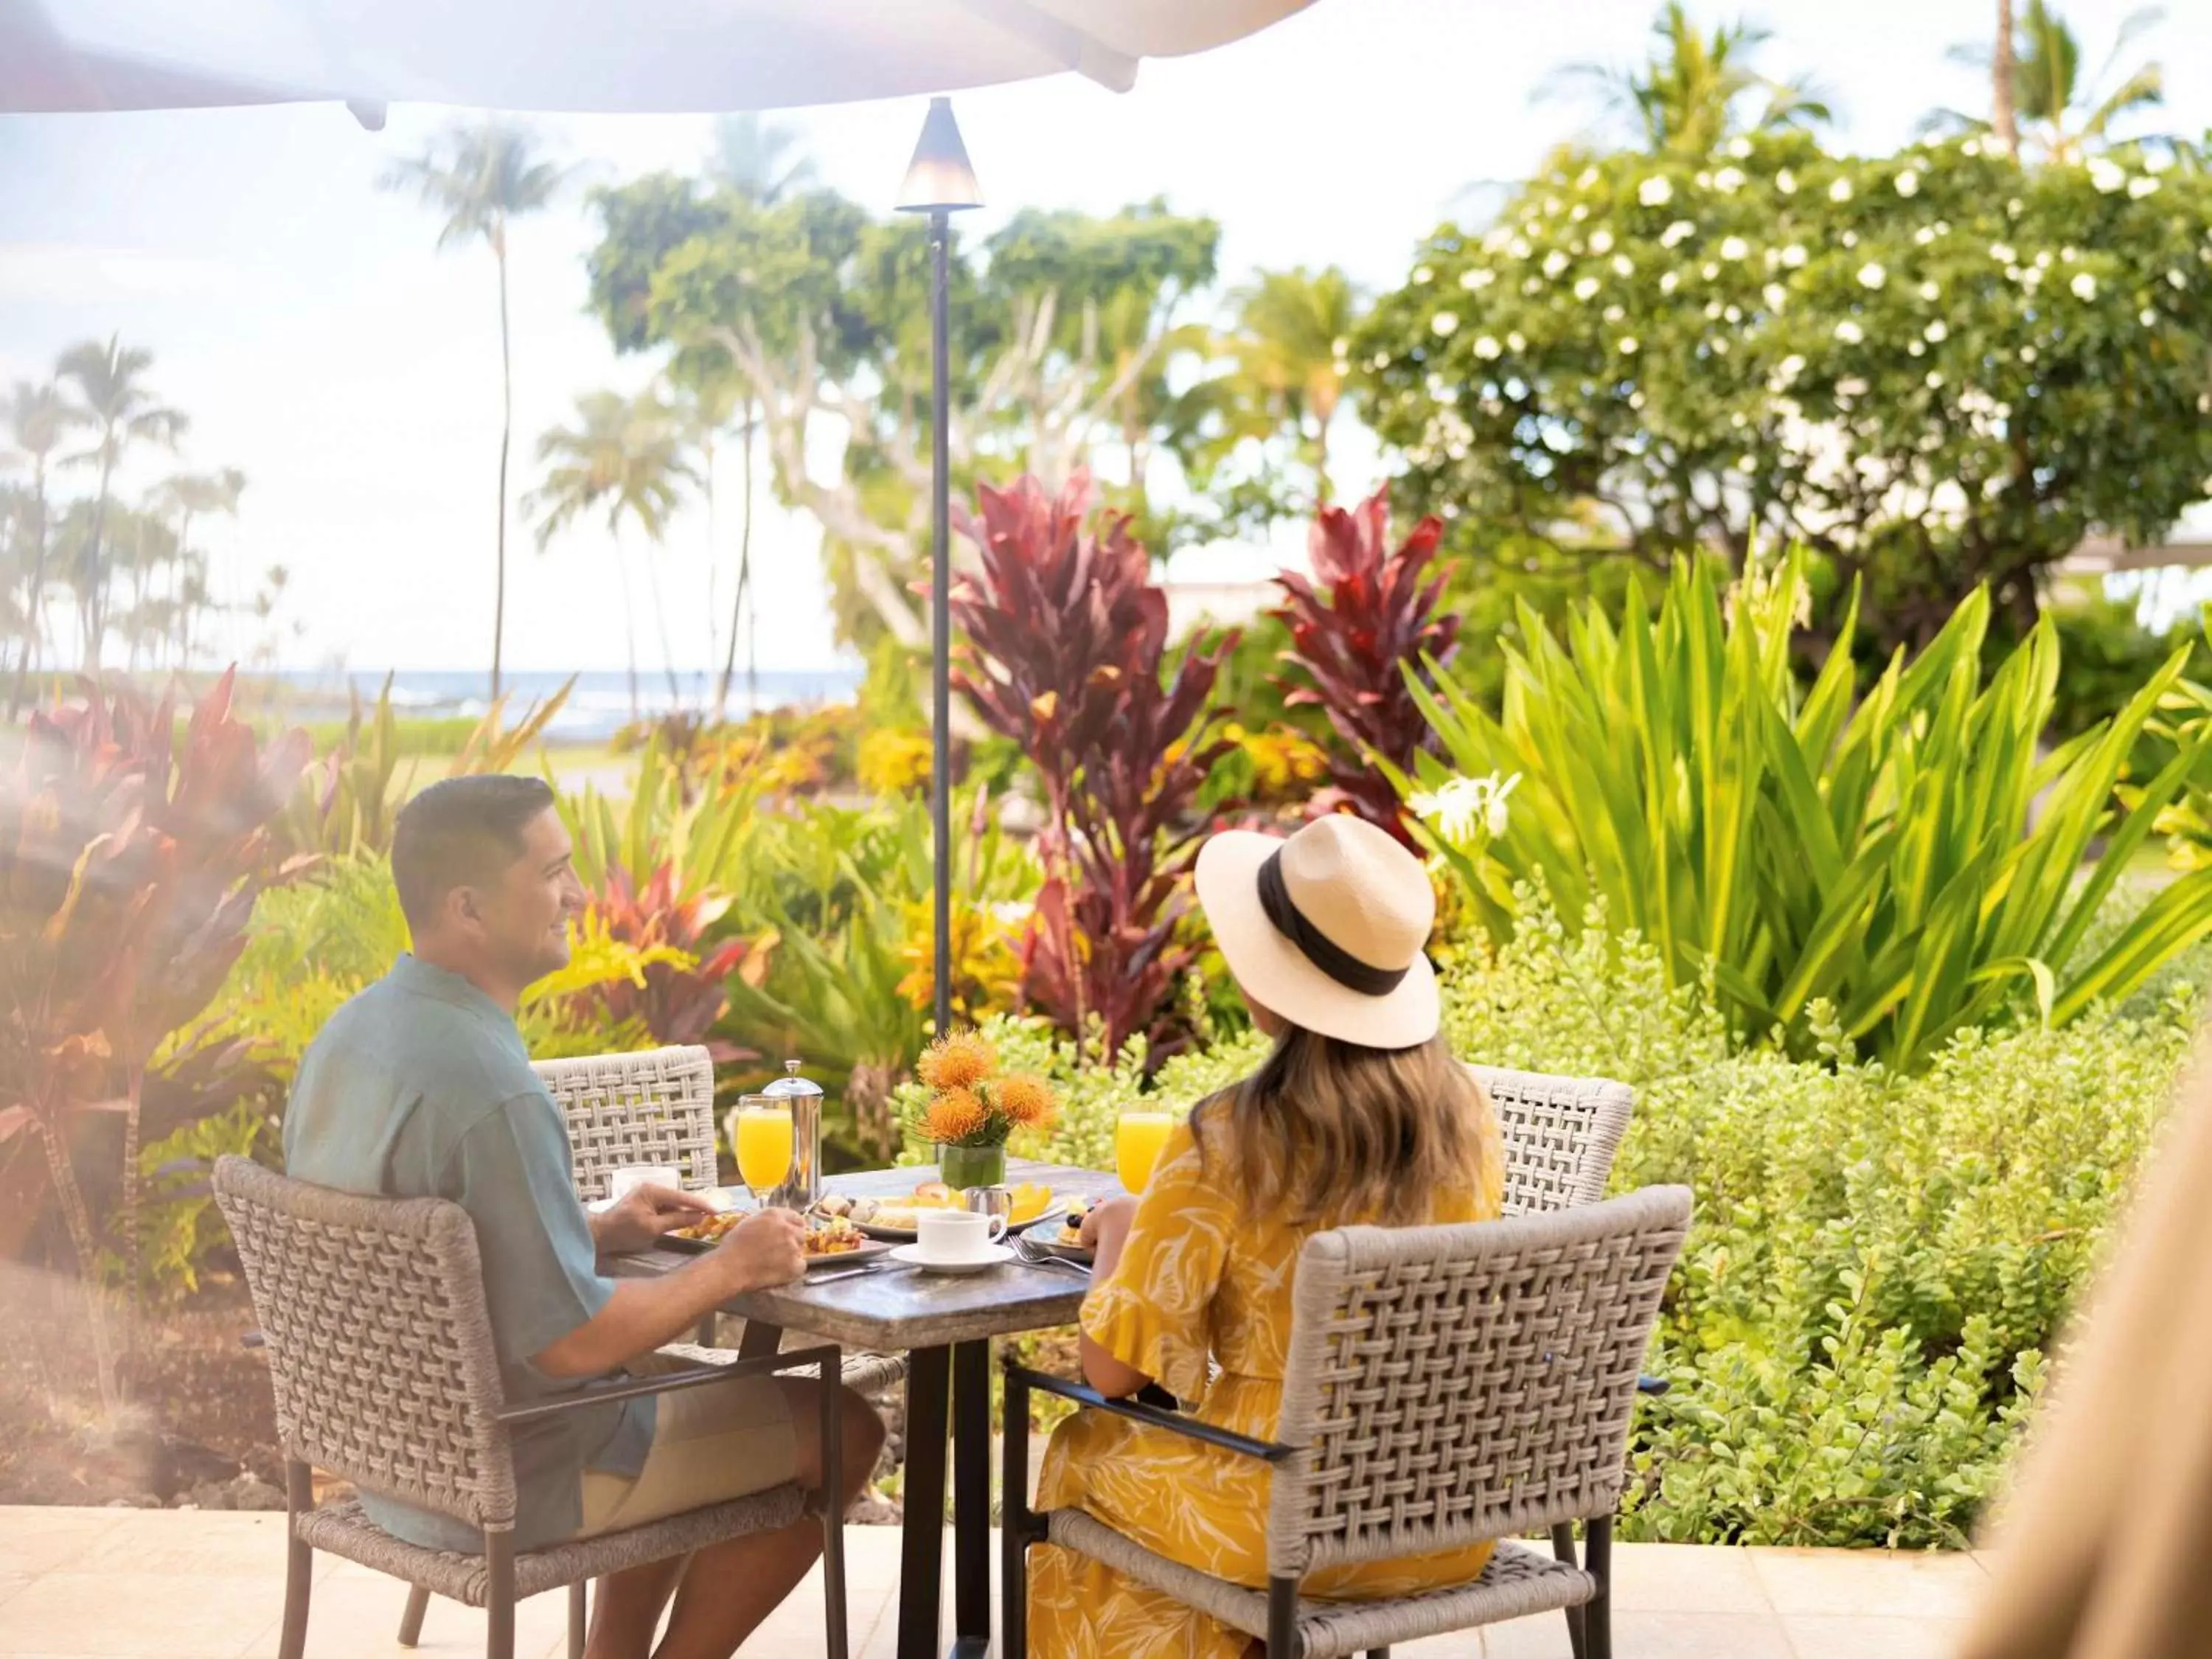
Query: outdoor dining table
608 1155 1126 1659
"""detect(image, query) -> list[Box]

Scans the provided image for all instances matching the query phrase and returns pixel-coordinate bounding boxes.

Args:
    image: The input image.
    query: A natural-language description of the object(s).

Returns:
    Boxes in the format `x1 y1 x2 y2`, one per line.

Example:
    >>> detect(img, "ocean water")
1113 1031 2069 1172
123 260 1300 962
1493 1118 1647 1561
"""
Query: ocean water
269 666 863 744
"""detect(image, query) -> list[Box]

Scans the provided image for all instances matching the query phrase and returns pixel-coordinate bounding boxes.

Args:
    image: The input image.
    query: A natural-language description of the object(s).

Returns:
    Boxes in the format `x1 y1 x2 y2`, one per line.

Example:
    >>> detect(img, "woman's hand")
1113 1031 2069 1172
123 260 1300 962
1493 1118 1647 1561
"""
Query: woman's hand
1079 1194 1141 1278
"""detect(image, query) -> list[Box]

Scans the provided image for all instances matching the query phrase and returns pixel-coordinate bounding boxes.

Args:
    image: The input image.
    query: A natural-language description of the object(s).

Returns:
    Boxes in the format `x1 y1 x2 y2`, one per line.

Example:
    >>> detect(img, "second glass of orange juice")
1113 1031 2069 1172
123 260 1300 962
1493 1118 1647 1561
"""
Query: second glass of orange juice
735 1105 795 1207
1116 1110 1175 1194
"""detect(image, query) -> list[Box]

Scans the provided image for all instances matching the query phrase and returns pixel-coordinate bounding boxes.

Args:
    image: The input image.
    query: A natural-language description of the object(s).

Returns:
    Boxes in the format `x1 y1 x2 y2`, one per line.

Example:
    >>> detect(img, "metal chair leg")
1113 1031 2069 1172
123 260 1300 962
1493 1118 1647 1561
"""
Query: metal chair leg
1551 1523 1586 1659
1266 1573 1300 1658
399 1584 431 1646
277 1462 314 1659
484 1528 516 1659
821 1349 849 1659
1002 1366 1032 1659
566 1580 586 1659
1583 1517 1613 1659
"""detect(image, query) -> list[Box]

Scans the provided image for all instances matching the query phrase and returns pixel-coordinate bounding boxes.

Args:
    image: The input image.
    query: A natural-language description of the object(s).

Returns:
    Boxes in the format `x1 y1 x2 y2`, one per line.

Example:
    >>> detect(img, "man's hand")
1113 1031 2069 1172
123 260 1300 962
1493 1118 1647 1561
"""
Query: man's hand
591 1183 718 1256
714 1208 808 1292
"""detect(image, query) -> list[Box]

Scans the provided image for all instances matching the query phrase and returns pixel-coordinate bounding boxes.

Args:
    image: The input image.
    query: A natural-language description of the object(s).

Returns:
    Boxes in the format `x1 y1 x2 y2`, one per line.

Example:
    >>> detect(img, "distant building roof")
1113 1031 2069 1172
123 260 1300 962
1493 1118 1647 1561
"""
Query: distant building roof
2062 537 2212 574
1163 577 1278 638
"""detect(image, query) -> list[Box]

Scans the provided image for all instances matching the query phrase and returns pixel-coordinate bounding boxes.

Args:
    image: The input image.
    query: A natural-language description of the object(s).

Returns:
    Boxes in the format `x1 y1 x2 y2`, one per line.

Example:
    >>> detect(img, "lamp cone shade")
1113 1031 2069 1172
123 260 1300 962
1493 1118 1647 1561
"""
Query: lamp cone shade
897 97 982 212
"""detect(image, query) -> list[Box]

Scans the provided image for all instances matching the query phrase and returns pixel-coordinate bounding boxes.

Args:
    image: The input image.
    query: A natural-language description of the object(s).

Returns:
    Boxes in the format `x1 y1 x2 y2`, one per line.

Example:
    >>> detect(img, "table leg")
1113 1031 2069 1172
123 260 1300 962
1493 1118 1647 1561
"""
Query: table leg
737 1318 784 1360
950 1340 991 1657
897 1345 952 1659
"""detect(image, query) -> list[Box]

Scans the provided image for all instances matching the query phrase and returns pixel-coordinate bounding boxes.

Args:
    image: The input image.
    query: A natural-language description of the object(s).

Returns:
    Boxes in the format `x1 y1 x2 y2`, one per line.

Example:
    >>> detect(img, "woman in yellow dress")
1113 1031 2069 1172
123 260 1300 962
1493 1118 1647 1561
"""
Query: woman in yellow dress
1028 813 1506 1659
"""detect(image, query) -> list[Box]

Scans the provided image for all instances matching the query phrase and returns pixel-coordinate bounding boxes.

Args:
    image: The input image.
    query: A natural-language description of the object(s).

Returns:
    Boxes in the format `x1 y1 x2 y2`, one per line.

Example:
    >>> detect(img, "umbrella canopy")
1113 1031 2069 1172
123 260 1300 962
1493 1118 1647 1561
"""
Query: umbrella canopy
3 0 1314 116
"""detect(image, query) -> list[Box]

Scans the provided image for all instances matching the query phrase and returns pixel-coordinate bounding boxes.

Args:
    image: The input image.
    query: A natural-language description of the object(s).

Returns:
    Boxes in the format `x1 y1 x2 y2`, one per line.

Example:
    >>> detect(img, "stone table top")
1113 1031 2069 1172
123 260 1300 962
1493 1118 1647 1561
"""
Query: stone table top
607 1157 1124 1352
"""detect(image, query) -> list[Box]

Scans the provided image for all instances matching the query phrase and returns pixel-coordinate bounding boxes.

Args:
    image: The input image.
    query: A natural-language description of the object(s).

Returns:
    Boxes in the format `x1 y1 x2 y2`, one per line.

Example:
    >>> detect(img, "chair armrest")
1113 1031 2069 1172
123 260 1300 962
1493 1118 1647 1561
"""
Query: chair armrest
497 1343 841 1425
1004 1363 1298 1465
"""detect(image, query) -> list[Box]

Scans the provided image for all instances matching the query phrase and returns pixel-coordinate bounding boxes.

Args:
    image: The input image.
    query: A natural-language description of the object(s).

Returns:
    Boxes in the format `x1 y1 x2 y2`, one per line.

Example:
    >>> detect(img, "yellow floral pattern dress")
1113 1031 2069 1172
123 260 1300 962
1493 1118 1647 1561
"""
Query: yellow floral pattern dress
1029 1107 1506 1659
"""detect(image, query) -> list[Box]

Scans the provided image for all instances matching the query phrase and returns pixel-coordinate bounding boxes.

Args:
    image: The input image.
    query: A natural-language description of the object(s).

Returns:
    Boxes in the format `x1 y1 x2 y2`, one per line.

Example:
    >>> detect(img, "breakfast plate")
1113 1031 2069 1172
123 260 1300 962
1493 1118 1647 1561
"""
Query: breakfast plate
658 1211 891 1270
814 1181 1069 1242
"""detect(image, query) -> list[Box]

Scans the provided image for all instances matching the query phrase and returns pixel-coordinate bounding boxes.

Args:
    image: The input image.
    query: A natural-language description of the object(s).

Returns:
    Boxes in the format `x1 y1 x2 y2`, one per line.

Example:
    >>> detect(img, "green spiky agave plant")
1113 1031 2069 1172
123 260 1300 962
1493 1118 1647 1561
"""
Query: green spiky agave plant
1400 549 2212 1069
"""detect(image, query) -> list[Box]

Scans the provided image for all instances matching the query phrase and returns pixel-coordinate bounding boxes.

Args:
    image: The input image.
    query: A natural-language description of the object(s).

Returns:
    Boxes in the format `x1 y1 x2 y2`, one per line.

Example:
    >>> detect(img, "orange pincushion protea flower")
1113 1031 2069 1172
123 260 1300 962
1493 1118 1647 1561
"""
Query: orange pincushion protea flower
994 1073 1056 1129
917 1030 998 1093
925 1087 988 1144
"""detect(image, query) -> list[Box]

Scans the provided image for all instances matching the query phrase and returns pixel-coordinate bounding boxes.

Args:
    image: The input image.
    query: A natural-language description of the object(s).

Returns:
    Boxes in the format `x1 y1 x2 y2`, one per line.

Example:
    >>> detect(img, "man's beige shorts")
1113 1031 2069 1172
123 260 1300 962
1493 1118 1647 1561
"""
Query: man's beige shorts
576 1354 799 1537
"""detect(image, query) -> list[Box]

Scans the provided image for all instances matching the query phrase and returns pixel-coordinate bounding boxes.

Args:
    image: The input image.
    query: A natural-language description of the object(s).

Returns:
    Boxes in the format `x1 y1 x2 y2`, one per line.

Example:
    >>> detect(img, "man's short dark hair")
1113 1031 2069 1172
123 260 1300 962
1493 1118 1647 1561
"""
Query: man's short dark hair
391 775 558 930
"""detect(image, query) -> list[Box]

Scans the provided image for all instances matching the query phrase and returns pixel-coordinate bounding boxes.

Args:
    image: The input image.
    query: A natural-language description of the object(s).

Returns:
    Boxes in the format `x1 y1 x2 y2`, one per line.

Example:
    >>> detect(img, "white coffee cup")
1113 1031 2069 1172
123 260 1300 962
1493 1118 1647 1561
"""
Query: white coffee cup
608 1164 683 1202
916 1208 1006 1262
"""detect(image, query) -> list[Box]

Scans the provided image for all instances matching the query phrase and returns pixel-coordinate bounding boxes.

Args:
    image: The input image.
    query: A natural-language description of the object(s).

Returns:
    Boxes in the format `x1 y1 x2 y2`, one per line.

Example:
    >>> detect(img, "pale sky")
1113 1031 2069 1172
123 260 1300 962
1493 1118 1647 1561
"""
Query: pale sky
4 0 2208 675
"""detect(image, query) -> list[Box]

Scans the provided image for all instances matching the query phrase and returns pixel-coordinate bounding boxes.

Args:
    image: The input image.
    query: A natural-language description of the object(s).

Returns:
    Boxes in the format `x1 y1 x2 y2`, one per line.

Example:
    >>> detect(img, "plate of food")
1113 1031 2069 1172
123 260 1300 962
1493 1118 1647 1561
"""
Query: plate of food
814 1180 1068 1242
661 1211 892 1270
1043 1198 1096 1264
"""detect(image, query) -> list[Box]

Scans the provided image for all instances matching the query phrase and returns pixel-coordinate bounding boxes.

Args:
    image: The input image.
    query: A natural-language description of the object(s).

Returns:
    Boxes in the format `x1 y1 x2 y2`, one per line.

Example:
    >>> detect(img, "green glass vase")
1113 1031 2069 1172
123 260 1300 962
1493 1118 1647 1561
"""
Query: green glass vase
937 1141 1006 1192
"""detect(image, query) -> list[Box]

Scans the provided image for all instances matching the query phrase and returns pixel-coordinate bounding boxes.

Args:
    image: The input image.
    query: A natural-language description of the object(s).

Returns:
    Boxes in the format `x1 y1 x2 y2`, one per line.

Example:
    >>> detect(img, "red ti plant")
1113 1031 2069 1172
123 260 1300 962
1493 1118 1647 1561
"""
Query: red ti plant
1272 486 1461 844
577 862 769 1060
0 669 309 1410
952 470 1236 1065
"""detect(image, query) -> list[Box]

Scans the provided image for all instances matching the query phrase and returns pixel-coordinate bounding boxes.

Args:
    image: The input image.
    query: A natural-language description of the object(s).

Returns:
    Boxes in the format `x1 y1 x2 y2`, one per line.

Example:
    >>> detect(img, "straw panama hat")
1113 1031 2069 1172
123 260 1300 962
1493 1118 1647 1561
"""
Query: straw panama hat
1194 815 1440 1049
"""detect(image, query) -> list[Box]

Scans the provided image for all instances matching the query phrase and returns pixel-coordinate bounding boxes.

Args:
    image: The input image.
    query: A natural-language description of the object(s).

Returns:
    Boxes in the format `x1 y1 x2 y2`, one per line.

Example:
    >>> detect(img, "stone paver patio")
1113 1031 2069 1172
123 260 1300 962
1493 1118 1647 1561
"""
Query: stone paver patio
0 1507 1989 1658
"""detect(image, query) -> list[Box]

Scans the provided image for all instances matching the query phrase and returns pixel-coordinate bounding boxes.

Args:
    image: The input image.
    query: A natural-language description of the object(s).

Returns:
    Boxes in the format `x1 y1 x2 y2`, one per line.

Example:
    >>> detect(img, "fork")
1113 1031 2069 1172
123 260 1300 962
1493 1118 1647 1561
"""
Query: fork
1012 1233 1091 1276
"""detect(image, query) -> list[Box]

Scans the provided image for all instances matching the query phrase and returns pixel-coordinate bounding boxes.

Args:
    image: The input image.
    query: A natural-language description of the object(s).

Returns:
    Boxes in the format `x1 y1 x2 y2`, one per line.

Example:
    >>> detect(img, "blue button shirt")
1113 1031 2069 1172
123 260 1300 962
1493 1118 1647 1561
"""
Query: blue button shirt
282 953 652 1551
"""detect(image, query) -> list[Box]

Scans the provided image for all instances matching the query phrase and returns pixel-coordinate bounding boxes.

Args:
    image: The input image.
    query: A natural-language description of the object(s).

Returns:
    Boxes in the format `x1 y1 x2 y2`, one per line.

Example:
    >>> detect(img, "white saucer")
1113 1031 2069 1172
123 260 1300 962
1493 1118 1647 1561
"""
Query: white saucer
890 1242 1012 1275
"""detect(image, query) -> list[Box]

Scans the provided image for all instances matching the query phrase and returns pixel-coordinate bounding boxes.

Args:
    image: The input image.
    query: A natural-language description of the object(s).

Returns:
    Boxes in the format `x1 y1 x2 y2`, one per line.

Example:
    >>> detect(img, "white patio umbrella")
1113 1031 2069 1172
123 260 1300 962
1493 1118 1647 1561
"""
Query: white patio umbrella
3 0 1317 1042
3 0 1313 117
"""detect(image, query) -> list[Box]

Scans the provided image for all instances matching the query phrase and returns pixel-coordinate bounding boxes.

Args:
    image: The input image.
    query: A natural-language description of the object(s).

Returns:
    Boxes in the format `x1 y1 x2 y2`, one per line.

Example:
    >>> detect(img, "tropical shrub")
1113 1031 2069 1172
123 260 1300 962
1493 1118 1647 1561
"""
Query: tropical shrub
710 785 1042 1159
953 470 1234 1065
1 670 309 1408
580 861 768 1056
1271 487 1461 842
1439 886 2199 1546
1357 133 2212 654
1404 551 2212 1068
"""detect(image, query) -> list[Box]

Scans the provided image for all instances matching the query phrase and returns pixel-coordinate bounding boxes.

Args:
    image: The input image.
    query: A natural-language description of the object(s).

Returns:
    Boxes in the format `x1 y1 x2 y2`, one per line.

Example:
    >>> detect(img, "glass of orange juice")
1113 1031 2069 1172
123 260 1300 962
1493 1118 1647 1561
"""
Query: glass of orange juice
1116 1111 1175 1194
735 1105 796 1208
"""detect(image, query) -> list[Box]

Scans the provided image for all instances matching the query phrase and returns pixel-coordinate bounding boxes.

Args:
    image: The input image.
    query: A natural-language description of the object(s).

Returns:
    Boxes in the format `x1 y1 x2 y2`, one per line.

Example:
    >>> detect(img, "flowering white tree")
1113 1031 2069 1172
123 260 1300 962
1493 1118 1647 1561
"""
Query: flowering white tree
1357 133 2212 649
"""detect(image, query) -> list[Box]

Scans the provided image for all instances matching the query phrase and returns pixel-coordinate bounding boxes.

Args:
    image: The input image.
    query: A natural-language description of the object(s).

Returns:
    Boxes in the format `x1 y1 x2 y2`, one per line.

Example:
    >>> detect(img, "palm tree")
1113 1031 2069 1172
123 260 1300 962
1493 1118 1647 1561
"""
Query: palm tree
4 379 69 714
55 337 185 670
1204 268 1362 507
528 388 698 723
710 113 818 202
703 115 818 725
383 120 567 703
1994 0 2021 158
1930 2 2166 161
1543 2 1832 158
151 467 245 668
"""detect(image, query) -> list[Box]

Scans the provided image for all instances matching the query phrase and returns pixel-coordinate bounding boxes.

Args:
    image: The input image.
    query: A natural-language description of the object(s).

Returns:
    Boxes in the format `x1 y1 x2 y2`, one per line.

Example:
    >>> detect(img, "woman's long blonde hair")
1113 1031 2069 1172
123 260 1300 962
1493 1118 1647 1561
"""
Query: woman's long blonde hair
1190 1024 1492 1227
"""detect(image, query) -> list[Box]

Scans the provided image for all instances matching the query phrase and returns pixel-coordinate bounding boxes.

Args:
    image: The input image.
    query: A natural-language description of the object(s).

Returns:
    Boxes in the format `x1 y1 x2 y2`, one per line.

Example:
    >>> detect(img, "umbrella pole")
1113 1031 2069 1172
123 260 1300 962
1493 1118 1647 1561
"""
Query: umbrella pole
931 205 953 1043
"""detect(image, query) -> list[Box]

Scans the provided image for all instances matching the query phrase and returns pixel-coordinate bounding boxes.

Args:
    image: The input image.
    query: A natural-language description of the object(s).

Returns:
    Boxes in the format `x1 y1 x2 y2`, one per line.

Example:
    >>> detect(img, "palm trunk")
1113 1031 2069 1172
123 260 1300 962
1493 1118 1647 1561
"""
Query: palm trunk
703 432 721 715
616 540 641 723
1994 0 2019 159
716 400 757 720
8 463 49 717
493 232 513 706
85 448 115 672
644 547 682 708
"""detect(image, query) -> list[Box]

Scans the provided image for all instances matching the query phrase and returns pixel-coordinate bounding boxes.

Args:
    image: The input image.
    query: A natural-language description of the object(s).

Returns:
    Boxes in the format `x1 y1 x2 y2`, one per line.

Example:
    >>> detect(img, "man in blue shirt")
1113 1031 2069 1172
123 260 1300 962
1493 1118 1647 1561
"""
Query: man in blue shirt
285 775 883 1659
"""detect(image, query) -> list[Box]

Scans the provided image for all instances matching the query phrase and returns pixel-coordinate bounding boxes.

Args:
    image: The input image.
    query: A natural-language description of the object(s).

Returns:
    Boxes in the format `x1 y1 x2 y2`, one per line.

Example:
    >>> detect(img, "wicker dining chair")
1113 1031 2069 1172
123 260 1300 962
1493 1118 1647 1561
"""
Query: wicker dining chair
213 1155 852 1659
535 1046 721 1204
1470 1064 1635 1217
535 1044 911 1399
1003 1183 1692 1659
